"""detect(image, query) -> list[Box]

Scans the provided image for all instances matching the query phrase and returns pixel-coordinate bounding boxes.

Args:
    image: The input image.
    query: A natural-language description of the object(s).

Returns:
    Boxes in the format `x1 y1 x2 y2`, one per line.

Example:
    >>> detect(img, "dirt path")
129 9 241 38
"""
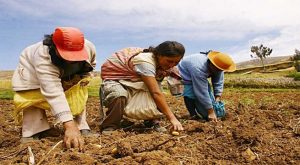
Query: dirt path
0 91 299 164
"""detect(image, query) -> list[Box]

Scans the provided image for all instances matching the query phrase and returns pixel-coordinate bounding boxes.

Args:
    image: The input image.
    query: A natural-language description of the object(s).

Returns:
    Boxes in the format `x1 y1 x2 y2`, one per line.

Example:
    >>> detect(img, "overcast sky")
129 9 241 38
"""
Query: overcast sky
1 0 299 70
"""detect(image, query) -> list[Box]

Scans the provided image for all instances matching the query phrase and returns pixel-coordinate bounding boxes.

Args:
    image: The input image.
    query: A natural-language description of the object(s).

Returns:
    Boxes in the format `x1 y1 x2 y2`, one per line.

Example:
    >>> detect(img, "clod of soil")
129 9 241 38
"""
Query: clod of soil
0 91 299 164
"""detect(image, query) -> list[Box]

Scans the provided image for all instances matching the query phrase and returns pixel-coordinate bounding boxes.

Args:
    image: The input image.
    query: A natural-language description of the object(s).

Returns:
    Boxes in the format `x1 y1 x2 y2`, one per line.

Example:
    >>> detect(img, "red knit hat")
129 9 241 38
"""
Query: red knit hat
52 27 88 61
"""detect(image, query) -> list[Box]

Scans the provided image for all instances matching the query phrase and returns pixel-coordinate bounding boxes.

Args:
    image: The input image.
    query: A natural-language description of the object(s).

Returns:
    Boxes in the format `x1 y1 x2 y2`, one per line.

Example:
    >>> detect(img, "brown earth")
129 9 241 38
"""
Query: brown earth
0 91 300 164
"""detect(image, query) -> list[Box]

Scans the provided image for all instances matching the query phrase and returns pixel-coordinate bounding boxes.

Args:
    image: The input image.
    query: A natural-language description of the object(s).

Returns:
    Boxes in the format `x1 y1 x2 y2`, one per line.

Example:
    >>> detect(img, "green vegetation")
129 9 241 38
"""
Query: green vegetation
0 79 13 99
239 97 255 106
226 70 295 78
0 69 299 100
287 72 300 81
225 70 300 88
224 87 299 93
0 89 14 99
292 49 300 72
0 78 102 99
234 61 293 74
224 79 299 89
294 73 300 81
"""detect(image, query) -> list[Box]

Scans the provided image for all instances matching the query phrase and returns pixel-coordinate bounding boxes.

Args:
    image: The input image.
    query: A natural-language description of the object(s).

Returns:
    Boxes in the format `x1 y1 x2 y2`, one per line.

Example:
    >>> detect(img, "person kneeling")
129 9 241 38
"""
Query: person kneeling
178 50 236 121
12 27 97 151
100 41 185 134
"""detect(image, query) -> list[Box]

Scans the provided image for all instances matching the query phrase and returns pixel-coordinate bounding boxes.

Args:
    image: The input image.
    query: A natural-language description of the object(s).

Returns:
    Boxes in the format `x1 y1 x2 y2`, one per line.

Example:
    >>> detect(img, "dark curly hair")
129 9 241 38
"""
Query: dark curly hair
143 41 185 57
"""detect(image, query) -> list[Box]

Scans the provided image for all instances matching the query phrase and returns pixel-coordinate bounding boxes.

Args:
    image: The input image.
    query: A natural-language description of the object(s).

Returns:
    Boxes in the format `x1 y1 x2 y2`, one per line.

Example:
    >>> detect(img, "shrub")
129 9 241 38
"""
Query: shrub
287 72 300 81
293 72 300 81
292 49 300 72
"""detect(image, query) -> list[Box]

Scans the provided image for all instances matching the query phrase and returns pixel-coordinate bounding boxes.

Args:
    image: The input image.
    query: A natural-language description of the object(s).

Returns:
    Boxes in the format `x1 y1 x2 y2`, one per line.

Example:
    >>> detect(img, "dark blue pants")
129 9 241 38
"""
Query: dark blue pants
183 86 215 120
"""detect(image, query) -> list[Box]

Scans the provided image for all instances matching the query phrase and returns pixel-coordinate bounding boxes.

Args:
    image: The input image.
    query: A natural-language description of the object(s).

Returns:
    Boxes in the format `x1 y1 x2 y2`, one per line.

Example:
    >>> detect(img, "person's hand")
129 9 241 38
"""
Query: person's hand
170 118 184 131
80 80 90 87
63 120 84 151
208 108 218 122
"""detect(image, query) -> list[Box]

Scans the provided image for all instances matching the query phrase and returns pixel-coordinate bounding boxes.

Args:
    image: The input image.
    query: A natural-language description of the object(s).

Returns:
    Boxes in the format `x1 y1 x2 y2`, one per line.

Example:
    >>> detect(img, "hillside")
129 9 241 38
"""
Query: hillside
0 55 295 80
236 56 292 69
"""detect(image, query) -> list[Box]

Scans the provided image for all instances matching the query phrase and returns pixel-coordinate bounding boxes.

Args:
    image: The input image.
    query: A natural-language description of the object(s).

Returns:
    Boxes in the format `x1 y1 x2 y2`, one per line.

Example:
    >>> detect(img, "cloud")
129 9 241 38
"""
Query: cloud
1 0 300 68
3 0 300 32
256 26 300 56
231 26 300 62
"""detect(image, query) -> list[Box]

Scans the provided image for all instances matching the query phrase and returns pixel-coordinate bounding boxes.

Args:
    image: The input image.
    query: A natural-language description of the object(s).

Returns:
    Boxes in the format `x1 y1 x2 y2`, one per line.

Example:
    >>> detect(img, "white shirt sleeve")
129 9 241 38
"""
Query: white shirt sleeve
133 63 156 77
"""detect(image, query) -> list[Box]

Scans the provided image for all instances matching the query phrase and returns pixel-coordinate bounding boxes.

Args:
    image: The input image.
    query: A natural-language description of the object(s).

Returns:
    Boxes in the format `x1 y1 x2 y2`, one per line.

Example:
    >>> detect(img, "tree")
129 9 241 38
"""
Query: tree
292 49 300 72
250 44 273 71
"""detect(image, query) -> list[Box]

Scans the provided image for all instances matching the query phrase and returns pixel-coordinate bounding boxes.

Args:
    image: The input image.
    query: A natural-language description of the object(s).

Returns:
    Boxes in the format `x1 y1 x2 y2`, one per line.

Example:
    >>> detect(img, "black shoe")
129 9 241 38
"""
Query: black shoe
20 127 62 143
144 120 167 132
190 115 202 120
39 127 62 138
143 120 156 128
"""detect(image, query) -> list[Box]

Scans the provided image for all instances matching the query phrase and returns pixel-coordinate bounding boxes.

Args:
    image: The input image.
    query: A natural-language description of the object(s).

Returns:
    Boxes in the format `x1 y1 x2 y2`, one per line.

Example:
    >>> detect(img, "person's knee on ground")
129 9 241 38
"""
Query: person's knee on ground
22 107 51 138
100 96 127 132
184 97 205 120
74 107 100 137
184 97 198 117
21 107 65 143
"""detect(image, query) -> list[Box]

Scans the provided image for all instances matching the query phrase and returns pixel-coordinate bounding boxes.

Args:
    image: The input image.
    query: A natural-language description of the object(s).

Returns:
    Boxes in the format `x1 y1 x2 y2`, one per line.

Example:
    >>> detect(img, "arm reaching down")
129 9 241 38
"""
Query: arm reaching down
141 75 184 131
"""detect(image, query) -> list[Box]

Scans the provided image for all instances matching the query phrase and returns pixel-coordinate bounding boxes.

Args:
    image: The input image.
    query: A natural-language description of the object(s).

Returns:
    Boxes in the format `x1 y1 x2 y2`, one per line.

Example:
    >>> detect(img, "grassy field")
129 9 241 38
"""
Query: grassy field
0 69 299 99
0 79 13 99
0 77 102 99
225 69 300 89
226 68 296 78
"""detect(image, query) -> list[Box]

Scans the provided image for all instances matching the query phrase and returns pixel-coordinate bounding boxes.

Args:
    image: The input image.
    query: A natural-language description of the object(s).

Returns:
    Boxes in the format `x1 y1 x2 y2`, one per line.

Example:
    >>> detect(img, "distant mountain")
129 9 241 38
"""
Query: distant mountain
236 56 292 69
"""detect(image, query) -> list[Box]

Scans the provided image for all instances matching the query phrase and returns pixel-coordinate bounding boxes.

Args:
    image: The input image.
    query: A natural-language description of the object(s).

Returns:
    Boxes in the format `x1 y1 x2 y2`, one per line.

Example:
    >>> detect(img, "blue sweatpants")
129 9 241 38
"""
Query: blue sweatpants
183 83 221 120
184 91 215 120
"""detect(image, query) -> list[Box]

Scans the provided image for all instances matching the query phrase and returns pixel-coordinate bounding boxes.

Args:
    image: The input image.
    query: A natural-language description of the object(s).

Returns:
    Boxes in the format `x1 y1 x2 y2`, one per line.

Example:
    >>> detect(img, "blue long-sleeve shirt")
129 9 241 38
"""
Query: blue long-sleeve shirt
178 53 224 110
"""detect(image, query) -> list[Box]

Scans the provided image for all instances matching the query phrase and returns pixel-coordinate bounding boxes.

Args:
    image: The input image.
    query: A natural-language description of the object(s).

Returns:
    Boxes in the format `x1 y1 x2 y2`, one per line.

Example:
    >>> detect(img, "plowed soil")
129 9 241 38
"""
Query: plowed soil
0 91 300 164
